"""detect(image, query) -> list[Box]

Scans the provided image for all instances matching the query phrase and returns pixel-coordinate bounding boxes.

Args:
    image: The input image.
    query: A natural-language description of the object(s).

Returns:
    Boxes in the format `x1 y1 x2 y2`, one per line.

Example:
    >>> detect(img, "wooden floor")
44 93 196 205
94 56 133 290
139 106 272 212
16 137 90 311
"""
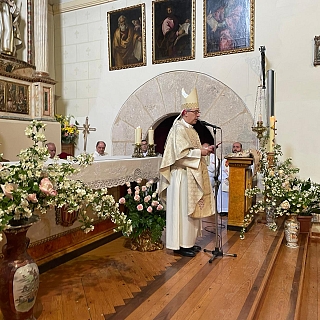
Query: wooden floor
2 215 319 320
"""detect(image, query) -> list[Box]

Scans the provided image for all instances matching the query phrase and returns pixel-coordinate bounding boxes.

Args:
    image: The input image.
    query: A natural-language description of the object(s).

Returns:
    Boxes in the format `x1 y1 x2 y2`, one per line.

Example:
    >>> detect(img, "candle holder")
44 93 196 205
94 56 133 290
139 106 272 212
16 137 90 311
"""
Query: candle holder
252 120 267 146
146 144 157 157
132 143 143 158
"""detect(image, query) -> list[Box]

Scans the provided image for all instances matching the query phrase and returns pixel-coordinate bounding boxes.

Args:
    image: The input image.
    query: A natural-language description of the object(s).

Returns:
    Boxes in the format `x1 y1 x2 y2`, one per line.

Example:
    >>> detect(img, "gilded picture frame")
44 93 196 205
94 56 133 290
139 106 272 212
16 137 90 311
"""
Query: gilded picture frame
152 0 195 64
43 87 51 116
314 36 320 66
204 0 254 57
108 4 146 71
5 82 29 115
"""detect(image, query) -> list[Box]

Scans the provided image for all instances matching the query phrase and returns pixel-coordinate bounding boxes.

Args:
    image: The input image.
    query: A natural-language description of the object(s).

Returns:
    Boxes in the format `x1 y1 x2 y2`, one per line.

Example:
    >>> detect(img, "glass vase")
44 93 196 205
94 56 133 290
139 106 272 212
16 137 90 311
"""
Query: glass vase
266 206 276 228
284 214 300 248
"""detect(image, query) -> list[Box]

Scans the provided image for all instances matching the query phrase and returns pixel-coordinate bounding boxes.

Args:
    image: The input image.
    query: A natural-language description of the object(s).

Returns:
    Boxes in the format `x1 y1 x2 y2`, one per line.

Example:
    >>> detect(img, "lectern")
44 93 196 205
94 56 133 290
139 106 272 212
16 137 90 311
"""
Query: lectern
227 156 254 231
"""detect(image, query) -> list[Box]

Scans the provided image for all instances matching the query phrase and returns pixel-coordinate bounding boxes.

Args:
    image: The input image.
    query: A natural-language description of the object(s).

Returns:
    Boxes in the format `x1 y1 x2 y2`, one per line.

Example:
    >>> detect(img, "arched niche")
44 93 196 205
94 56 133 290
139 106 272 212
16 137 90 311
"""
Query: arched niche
112 70 256 156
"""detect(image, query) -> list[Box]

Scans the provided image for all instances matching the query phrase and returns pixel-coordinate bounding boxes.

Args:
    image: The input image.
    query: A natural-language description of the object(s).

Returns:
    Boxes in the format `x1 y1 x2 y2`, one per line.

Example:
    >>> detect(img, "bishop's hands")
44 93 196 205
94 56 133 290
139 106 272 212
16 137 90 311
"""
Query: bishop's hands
201 145 214 156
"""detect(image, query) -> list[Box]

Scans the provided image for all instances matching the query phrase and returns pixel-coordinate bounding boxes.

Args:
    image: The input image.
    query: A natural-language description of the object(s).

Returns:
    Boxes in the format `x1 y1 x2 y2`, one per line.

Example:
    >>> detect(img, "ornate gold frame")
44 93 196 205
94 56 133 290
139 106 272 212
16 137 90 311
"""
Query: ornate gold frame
152 0 195 65
203 0 255 58
108 4 146 71
0 81 29 115
314 36 320 66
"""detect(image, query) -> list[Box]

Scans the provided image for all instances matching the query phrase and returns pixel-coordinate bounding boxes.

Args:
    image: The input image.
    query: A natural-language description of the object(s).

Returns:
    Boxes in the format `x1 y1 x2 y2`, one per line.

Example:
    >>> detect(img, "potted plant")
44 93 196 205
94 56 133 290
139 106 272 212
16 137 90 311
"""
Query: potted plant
118 179 166 252
245 144 320 239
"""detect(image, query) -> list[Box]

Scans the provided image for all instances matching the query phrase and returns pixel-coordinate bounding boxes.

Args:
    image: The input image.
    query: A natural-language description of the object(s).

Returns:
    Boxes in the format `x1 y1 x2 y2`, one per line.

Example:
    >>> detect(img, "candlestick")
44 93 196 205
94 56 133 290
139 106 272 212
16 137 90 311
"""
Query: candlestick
148 127 154 145
135 126 142 144
269 116 275 152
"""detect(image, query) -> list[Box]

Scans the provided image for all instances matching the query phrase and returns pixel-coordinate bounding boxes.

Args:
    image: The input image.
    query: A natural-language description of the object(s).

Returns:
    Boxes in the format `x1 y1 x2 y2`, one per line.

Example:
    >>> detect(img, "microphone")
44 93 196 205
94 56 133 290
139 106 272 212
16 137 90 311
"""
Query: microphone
199 120 221 129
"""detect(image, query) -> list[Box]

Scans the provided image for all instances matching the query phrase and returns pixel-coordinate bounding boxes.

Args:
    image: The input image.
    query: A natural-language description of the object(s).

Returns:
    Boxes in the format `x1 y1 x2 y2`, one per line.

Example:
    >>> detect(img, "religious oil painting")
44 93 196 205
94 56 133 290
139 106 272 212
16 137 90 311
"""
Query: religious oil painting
314 36 320 66
108 4 146 71
152 0 195 64
0 81 5 112
1 82 29 115
204 0 254 57
43 87 51 116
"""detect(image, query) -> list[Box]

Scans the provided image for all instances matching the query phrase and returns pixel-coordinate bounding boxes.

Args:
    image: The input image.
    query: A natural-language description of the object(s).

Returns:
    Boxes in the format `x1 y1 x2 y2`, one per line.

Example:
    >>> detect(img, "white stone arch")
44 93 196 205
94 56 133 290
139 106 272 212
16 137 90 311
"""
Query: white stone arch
112 70 256 156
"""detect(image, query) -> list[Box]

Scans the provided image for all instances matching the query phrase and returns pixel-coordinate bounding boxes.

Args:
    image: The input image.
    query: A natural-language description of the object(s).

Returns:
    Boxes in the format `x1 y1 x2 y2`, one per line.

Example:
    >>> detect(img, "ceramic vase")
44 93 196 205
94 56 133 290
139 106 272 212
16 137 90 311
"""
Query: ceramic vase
284 214 300 248
0 215 40 320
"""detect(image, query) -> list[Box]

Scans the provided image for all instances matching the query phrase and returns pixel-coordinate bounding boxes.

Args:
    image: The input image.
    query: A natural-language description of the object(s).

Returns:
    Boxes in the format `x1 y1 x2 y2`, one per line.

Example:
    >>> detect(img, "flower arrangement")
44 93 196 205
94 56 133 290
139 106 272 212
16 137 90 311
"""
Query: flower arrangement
244 144 320 233
55 114 79 145
119 179 166 242
0 120 132 241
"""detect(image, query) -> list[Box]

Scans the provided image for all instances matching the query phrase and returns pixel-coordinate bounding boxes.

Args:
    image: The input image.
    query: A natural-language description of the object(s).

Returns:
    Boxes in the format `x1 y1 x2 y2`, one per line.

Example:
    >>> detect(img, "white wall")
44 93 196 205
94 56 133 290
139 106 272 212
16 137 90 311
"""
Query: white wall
52 0 320 181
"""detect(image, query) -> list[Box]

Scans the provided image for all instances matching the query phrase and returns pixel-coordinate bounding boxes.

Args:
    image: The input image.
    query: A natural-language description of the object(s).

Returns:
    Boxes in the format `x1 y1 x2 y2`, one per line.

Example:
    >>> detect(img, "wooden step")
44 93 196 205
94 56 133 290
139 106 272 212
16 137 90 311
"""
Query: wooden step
251 232 309 320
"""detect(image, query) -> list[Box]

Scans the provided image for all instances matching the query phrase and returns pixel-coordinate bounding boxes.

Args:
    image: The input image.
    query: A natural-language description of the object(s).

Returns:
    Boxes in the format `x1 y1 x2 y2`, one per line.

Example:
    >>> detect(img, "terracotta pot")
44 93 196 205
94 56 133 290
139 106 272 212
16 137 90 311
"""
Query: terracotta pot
297 215 313 233
55 206 79 227
0 215 40 320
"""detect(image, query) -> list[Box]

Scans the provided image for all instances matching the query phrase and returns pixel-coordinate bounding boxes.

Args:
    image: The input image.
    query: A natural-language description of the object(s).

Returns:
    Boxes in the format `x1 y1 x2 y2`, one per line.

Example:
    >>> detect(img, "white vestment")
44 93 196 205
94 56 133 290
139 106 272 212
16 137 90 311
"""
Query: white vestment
207 153 220 189
166 150 202 250
217 158 229 213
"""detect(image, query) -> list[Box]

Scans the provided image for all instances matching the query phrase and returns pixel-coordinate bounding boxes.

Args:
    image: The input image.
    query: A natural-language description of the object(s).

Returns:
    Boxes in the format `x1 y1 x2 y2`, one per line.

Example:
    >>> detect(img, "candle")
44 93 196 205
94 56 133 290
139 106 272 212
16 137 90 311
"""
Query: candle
135 126 142 144
148 127 154 145
269 116 275 152
258 114 262 122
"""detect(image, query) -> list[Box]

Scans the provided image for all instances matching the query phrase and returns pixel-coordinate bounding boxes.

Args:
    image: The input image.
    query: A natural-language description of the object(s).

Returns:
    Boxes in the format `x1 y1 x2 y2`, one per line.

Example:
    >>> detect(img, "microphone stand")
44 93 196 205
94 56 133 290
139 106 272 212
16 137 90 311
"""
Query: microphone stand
203 126 237 263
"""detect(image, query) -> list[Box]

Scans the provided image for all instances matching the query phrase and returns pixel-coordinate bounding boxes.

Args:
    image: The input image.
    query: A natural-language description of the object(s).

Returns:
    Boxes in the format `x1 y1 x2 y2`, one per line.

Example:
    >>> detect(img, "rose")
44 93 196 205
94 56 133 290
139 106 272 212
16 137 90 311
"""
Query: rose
127 188 132 194
144 195 151 202
152 200 159 207
1 183 17 200
135 190 140 195
141 186 147 192
39 178 57 196
134 195 140 201
135 186 140 191
119 197 126 204
27 193 38 203
280 200 290 210
147 206 153 213
126 182 131 187
136 178 142 184
157 204 164 211
137 204 143 211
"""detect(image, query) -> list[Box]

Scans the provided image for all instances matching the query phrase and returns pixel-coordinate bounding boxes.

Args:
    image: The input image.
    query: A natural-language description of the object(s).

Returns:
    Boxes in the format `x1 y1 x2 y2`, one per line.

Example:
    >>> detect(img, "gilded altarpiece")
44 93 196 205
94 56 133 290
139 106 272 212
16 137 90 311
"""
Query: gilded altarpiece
0 54 55 121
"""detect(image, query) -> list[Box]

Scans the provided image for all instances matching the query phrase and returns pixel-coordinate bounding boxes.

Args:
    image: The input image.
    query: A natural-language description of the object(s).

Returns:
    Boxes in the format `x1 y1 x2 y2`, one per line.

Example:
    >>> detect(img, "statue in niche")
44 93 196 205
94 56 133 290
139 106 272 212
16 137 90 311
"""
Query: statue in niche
0 0 22 56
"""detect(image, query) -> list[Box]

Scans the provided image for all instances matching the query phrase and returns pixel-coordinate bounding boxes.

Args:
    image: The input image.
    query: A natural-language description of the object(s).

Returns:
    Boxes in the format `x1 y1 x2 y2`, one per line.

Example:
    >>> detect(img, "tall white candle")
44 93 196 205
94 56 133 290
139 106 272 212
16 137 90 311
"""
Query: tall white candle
135 126 142 144
148 127 154 145
269 116 275 152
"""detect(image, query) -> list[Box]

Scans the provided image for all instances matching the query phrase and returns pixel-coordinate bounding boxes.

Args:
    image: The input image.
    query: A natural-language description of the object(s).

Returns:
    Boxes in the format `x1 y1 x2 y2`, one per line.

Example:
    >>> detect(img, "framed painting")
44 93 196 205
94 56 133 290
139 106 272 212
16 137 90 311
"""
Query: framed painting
43 87 51 116
6 82 29 115
0 81 5 112
314 36 320 66
204 0 254 57
152 0 195 64
108 4 146 71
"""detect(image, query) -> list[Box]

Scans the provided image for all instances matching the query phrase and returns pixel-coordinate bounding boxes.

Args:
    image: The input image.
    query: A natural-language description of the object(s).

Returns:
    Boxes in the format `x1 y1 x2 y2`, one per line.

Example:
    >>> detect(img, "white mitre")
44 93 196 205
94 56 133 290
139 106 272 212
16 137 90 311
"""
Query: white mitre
181 87 199 110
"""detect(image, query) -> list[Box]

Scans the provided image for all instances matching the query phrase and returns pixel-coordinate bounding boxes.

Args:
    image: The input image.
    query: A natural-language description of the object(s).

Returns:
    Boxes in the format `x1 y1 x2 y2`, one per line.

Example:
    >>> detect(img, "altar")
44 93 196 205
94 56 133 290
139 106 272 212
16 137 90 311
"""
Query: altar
0 156 162 268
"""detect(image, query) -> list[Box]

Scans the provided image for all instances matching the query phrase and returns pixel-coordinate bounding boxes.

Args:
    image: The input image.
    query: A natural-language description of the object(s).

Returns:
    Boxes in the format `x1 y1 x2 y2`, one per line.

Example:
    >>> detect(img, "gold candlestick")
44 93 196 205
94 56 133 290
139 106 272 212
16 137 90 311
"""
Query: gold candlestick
132 143 143 158
146 144 157 157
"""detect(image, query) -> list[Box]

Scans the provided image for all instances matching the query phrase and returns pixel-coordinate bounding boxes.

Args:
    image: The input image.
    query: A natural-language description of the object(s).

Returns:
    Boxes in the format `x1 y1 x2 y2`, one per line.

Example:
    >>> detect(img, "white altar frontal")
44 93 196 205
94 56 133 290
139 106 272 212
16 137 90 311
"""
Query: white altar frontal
74 156 162 188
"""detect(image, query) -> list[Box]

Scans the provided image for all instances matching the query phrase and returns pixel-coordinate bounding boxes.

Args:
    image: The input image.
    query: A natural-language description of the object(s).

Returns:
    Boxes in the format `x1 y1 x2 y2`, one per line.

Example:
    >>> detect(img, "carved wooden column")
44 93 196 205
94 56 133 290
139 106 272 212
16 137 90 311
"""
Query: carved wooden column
227 157 254 231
